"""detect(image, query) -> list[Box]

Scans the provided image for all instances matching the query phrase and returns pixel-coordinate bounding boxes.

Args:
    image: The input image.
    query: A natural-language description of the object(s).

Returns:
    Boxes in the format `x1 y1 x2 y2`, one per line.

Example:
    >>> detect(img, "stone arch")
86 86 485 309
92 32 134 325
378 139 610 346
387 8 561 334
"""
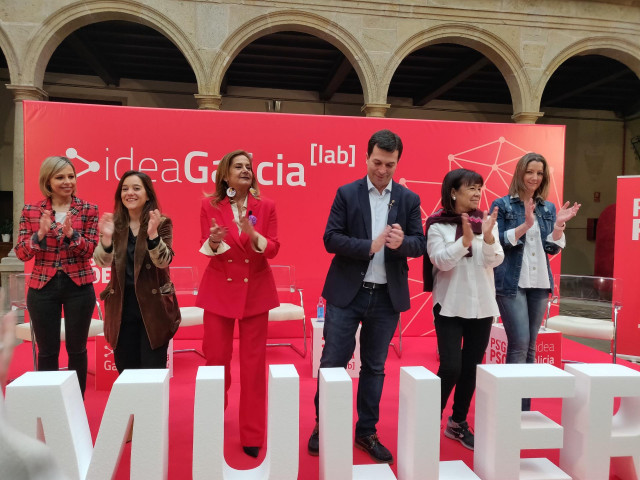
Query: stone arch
0 23 19 83
21 0 205 91
382 24 531 114
210 10 377 103
536 36 640 111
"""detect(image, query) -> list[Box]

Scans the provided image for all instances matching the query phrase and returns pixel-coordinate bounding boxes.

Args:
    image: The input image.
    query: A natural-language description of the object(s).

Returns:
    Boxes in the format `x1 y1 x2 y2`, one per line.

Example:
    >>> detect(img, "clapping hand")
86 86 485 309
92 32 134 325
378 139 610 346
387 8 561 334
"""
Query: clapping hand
482 207 498 244
385 223 404 249
524 198 535 228
461 213 474 248
38 209 52 241
209 218 227 244
98 213 115 247
238 215 256 239
148 209 162 240
62 213 74 238
371 225 392 255
556 201 581 226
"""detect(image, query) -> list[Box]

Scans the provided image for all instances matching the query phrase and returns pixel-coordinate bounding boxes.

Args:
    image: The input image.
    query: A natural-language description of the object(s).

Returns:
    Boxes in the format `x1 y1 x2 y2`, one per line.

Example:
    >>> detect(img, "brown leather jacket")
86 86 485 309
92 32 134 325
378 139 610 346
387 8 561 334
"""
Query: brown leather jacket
94 216 181 349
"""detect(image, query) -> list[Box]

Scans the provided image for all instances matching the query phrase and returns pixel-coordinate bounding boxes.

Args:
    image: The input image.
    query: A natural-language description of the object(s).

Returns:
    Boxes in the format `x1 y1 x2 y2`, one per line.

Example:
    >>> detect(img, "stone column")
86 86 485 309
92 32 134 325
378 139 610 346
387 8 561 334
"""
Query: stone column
5 85 48 242
194 94 222 110
1 86 48 313
512 111 544 124
361 103 390 118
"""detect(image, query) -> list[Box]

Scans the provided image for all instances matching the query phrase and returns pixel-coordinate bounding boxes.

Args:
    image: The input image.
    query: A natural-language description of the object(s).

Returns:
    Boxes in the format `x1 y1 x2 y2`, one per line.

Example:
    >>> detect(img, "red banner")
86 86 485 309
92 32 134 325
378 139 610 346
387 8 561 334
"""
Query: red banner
614 176 640 358
23 101 565 337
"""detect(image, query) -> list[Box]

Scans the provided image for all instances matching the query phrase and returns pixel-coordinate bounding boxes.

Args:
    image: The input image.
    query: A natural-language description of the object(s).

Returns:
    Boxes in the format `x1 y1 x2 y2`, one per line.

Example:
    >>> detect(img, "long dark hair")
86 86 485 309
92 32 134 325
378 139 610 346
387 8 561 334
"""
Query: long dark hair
113 170 161 230
509 152 550 200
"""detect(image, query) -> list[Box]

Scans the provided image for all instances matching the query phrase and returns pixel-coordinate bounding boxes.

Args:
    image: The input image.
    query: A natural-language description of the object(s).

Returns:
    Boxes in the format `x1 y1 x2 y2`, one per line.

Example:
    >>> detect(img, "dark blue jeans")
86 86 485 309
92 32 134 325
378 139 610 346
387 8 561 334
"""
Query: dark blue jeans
27 271 96 396
496 287 549 410
314 286 399 438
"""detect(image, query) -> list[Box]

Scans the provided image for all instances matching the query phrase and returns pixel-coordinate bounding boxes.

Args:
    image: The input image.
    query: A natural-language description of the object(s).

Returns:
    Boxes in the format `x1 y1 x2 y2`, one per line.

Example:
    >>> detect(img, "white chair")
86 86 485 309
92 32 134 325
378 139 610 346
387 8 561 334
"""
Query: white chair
171 266 205 358
11 271 104 371
543 274 621 363
267 265 307 357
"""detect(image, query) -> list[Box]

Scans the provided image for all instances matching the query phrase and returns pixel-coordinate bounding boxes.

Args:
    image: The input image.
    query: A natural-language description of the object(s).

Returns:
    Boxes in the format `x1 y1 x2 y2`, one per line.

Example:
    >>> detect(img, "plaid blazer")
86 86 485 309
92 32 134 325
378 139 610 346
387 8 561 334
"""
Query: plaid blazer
14 196 99 289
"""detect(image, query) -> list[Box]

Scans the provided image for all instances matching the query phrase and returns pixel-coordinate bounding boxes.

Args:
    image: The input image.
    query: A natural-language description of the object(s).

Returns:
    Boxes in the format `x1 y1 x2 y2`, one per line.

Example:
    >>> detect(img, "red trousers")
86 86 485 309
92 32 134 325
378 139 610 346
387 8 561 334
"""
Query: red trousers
202 310 268 447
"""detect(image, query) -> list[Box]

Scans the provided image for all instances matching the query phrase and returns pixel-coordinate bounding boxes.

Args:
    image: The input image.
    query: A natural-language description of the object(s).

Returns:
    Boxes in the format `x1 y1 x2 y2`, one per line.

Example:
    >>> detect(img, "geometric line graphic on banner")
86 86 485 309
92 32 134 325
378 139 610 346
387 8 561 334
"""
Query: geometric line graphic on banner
66 147 100 177
398 136 561 337
23 103 566 340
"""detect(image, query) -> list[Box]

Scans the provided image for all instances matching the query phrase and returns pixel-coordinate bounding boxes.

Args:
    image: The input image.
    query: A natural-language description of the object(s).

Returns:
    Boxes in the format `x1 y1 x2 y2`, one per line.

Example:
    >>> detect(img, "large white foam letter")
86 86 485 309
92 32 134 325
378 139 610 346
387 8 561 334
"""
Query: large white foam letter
192 364 299 480
319 367 395 480
474 364 575 480
561 363 640 480
86 369 170 480
5 371 93 480
397 366 479 480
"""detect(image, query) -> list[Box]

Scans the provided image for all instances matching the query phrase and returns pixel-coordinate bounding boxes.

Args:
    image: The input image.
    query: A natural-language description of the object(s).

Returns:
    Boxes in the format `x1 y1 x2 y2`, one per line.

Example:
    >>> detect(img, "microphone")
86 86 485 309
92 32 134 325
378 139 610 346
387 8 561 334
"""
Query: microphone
388 200 395 210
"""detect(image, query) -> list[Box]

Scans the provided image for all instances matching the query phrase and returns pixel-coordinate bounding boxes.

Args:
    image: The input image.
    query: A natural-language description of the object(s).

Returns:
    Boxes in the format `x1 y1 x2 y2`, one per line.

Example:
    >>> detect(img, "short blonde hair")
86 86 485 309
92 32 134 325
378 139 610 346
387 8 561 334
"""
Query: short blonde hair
508 152 550 200
39 156 77 198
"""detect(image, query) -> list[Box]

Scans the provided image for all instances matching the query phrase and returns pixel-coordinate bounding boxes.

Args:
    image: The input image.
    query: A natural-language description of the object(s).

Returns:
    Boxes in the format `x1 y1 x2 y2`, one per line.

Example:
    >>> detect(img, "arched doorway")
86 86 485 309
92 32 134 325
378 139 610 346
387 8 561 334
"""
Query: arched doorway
387 42 513 122
539 52 640 275
220 31 364 115
43 20 197 107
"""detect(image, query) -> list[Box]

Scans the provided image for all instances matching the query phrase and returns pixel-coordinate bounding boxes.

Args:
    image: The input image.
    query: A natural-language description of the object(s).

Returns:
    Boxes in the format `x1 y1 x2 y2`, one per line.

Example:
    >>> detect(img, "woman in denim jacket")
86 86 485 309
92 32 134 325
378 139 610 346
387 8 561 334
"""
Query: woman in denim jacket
491 153 580 410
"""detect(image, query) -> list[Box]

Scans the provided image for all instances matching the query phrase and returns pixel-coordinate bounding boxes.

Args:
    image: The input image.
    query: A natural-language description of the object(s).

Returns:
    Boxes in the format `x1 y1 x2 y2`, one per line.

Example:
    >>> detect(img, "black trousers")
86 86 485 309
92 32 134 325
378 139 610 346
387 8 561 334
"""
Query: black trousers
114 287 168 373
27 271 96 396
433 303 493 423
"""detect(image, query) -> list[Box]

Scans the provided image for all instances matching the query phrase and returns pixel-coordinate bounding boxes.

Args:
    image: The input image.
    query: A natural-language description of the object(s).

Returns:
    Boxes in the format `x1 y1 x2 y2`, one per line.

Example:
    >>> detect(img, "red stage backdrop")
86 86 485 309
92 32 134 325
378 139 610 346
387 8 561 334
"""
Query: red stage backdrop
23 101 565 337
614 176 640 358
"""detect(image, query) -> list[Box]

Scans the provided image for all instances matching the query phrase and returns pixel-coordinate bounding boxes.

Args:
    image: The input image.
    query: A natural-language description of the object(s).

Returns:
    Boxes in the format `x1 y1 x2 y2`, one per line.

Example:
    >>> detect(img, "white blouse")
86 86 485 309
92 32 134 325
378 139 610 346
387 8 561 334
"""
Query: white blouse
506 217 565 289
427 222 504 319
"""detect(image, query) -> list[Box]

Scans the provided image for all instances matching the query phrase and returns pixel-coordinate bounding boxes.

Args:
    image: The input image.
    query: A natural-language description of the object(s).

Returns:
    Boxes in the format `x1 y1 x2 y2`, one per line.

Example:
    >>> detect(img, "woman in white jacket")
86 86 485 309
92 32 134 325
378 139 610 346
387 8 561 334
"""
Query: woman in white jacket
423 168 503 451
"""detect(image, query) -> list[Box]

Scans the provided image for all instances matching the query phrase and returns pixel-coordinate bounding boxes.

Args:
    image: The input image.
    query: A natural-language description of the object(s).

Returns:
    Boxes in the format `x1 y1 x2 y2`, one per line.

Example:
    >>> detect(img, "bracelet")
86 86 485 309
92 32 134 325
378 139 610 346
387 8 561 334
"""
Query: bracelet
554 222 566 230
209 237 220 244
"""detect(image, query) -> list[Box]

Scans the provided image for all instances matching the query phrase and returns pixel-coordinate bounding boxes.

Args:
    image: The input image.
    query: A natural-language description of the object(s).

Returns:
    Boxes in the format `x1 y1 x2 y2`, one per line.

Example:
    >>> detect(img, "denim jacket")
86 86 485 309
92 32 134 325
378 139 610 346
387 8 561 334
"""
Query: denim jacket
491 195 561 296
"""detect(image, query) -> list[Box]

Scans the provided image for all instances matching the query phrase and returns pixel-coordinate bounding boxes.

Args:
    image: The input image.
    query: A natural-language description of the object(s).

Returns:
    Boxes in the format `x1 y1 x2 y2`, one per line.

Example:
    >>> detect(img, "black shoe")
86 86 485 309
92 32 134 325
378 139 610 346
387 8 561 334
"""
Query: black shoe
444 416 474 450
307 422 319 456
354 434 393 464
243 446 260 458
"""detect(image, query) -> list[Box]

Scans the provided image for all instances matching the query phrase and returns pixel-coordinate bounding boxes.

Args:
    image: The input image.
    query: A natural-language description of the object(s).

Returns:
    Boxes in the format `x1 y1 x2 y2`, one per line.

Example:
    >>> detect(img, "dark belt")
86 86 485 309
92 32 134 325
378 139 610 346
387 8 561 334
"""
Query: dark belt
362 281 387 290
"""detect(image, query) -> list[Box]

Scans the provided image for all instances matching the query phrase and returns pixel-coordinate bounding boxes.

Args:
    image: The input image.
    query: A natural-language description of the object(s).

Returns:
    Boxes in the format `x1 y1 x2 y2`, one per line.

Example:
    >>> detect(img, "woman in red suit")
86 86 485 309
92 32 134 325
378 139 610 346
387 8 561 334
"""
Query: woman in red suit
196 149 280 458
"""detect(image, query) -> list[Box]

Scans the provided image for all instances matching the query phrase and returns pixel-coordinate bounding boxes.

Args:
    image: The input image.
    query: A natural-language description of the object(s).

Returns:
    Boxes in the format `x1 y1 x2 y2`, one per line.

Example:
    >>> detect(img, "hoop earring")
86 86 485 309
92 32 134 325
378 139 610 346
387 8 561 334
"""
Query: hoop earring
226 187 236 198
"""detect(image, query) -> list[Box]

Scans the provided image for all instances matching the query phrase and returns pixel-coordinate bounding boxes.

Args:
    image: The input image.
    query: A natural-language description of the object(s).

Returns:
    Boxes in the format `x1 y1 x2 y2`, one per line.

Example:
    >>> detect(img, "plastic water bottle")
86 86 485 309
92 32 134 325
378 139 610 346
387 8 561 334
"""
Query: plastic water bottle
316 296 325 321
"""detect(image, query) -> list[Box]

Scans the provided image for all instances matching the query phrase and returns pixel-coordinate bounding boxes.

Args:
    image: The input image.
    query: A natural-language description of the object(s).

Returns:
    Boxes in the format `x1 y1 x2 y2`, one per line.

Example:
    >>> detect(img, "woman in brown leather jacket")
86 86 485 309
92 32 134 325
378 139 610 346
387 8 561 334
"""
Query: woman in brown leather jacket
94 170 181 372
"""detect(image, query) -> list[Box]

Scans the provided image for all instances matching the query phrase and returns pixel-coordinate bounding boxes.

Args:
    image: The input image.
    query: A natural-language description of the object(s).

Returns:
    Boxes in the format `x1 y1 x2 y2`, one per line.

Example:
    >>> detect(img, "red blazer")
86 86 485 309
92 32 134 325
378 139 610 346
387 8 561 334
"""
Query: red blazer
196 195 280 319
14 196 98 289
